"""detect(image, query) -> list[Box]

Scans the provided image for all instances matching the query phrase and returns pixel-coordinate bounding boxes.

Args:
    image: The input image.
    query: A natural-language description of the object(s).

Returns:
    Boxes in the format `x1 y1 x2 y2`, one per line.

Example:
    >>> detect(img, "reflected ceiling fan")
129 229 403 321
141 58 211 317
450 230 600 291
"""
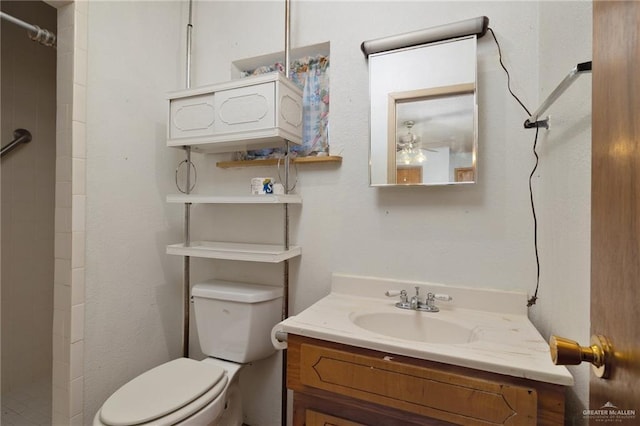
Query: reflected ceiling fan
397 119 470 155
397 120 437 153
396 120 433 165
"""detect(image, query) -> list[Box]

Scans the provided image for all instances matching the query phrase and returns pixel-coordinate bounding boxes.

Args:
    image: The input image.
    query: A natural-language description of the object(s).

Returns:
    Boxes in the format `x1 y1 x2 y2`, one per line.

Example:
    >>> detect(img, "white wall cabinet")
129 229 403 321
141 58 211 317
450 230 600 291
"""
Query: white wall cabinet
167 72 303 153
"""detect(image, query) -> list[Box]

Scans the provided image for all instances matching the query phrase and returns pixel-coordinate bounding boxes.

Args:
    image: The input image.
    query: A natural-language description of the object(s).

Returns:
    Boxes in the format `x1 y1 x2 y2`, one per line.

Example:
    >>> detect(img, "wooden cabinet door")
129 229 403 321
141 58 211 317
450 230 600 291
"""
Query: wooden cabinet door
306 410 365 426
591 0 640 421
294 338 539 425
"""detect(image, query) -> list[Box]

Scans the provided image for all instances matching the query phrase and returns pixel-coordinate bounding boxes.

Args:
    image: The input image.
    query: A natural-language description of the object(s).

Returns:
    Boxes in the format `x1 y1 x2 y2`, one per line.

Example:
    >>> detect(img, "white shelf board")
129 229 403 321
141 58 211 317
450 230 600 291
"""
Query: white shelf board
166 241 301 263
166 194 302 204
231 42 331 77
167 128 302 154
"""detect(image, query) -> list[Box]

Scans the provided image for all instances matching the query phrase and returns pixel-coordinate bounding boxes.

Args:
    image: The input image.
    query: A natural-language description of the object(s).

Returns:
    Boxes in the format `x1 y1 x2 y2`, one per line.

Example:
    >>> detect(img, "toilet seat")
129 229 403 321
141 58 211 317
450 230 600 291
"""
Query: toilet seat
98 358 227 426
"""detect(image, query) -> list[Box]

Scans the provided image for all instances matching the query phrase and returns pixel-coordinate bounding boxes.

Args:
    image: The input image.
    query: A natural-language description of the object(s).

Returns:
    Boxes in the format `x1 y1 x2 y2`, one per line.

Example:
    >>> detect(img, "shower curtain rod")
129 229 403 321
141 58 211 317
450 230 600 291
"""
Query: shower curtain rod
0 11 56 47
524 61 592 129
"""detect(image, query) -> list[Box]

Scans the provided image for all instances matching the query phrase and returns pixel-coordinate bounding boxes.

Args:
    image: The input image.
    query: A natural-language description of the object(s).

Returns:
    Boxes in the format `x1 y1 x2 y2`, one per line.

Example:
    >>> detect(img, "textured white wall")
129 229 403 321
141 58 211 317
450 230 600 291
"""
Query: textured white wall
82 1 592 425
83 1 184 421
185 2 590 424
190 0 541 308
533 2 592 425
186 1 590 425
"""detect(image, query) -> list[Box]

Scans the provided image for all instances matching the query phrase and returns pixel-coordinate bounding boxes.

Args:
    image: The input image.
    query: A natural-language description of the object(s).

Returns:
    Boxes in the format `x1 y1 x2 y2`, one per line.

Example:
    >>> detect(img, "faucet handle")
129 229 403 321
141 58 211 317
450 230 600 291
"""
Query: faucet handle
433 293 452 302
386 289 410 309
385 289 408 303
417 292 453 312
425 293 453 303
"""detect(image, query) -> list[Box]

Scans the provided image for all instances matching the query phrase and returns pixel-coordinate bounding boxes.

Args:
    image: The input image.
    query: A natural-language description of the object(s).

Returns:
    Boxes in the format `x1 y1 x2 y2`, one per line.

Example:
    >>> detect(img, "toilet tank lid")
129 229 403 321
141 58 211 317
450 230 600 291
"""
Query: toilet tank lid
192 279 284 303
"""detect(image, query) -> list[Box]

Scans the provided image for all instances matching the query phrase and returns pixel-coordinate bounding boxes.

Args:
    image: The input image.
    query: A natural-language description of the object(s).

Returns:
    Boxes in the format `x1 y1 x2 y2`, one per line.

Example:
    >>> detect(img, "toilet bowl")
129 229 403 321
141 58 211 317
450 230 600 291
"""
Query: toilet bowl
94 281 283 426
93 357 241 426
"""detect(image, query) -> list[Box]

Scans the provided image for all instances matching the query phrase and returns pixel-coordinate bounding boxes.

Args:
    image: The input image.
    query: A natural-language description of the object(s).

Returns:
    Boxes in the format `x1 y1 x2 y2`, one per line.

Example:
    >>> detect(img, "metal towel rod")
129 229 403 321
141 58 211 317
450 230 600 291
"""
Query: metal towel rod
1 128 32 158
524 61 592 129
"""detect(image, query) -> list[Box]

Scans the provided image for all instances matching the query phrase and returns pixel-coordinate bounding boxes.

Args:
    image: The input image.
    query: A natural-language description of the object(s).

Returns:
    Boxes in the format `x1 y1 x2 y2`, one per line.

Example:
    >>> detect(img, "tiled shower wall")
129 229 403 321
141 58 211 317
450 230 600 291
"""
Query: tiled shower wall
1 0 57 395
51 0 87 424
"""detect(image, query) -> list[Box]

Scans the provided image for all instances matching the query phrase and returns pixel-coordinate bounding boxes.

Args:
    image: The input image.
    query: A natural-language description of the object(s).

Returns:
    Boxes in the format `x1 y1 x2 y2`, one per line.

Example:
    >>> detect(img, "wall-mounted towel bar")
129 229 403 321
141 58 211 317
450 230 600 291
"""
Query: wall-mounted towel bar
1 128 32 158
524 61 592 129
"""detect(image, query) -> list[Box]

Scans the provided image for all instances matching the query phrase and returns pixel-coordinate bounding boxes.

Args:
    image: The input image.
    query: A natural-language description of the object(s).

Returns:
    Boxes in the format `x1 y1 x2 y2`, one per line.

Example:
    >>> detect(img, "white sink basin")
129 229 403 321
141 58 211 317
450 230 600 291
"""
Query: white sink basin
350 311 474 344
274 275 575 386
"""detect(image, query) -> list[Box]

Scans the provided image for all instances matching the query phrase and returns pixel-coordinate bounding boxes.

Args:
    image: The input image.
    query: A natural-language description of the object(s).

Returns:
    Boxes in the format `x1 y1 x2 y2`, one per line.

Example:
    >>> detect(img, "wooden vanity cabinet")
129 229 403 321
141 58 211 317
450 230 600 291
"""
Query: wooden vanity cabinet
286 335 565 426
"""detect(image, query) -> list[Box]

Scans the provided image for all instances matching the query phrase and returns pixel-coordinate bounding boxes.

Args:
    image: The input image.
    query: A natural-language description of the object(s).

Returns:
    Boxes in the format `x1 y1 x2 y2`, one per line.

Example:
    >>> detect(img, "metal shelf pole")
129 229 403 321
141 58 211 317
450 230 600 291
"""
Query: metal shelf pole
182 0 194 359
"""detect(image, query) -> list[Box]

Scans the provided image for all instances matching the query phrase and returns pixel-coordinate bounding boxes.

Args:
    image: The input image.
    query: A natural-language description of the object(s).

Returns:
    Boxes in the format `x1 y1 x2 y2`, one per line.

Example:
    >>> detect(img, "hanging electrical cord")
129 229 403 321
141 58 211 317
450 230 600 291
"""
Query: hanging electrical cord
488 28 531 117
488 27 541 307
527 128 541 306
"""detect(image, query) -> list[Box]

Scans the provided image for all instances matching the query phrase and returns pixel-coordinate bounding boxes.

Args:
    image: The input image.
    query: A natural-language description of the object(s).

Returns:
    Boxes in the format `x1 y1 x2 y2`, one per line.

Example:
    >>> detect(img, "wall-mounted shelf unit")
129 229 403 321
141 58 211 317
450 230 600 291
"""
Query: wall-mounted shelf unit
216 155 342 169
167 72 303 153
167 69 303 368
172 14 310 426
166 194 302 262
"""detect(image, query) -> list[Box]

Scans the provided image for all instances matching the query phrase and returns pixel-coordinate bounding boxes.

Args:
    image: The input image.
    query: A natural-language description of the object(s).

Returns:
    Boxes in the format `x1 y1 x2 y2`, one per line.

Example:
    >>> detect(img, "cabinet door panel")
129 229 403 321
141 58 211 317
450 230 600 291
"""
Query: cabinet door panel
214 83 275 134
170 94 216 140
306 410 365 426
299 342 537 425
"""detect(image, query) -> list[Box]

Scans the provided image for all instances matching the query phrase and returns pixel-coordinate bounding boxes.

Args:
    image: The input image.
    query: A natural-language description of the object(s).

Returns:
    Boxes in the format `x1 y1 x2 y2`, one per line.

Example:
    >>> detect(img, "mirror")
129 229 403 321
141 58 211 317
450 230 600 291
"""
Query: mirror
369 36 478 186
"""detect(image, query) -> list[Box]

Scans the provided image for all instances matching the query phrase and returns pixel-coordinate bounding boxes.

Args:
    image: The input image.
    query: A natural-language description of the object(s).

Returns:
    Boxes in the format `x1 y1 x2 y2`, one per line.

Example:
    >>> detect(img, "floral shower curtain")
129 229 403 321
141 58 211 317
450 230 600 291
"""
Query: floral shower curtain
241 55 330 158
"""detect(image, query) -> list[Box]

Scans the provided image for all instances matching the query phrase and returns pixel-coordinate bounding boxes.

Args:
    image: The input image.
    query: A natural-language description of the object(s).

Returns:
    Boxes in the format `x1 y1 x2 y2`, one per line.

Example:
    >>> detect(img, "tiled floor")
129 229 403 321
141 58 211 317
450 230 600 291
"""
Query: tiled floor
1 378 52 426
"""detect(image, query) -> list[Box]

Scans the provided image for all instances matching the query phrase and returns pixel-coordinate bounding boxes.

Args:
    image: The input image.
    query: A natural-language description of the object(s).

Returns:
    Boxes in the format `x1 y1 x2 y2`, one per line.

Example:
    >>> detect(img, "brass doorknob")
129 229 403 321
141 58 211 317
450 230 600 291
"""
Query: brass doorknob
549 334 613 379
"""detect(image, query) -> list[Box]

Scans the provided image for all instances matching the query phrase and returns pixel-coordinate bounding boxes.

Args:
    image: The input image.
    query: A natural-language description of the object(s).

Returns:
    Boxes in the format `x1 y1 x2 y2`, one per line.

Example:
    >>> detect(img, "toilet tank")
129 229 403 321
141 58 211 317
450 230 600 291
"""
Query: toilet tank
192 280 283 363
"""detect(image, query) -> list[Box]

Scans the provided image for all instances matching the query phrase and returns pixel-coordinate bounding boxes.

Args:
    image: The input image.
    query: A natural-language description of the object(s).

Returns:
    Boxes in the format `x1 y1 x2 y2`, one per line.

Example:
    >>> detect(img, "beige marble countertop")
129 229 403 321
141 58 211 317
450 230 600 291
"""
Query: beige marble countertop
274 274 573 386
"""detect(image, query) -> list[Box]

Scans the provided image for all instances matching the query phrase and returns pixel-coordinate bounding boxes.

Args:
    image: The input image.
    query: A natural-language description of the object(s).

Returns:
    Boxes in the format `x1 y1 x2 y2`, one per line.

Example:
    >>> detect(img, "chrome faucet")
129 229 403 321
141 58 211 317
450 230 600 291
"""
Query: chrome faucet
386 287 452 313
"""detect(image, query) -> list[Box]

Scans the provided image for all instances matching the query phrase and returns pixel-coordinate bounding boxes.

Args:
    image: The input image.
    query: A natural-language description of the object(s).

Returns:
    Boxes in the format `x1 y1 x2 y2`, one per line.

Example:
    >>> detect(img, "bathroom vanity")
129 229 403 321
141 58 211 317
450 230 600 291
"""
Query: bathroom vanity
275 274 573 426
287 335 563 425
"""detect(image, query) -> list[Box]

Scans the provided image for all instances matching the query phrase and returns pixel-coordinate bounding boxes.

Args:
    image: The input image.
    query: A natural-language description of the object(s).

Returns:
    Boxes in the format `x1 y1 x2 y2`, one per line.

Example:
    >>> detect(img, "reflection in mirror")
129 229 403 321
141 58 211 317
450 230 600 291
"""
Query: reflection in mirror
390 85 475 184
369 36 477 186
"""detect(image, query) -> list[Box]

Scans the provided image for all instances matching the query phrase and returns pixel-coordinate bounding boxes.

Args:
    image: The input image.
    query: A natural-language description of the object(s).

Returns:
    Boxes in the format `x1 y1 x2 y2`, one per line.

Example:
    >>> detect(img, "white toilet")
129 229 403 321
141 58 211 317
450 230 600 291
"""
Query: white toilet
93 280 283 426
